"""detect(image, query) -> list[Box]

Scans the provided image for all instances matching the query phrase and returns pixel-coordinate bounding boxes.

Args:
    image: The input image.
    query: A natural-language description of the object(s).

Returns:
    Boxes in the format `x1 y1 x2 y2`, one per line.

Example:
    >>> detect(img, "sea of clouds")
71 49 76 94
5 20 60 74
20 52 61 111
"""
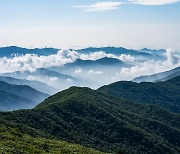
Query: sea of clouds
0 48 179 83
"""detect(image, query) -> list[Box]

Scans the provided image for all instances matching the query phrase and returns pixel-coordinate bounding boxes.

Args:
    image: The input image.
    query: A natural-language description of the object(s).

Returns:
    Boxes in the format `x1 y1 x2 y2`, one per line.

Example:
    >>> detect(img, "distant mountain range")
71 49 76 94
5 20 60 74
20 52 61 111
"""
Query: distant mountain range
62 57 126 69
0 76 179 153
139 48 166 55
0 81 48 111
74 57 123 66
47 57 128 88
0 46 58 57
133 67 180 83
0 46 166 61
0 76 57 95
76 47 150 56
1 68 83 90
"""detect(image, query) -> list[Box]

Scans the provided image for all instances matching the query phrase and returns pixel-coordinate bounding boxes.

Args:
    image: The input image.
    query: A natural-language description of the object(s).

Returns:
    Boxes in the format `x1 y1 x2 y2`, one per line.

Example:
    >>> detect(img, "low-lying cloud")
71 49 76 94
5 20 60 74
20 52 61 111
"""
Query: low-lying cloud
166 49 180 66
88 70 103 75
0 48 180 88
114 49 180 81
0 49 78 73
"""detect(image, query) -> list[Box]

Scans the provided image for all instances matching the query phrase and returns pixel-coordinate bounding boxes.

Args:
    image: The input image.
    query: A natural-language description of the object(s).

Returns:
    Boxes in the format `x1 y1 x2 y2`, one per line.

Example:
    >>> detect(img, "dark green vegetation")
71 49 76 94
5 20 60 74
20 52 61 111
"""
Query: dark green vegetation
0 119 103 154
98 76 180 113
0 81 48 111
1 83 180 153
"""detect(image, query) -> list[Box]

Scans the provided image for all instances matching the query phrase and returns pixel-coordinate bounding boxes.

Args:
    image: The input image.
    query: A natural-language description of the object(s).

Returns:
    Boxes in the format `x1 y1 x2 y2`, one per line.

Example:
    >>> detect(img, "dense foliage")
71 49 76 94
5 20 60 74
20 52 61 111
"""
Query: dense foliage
98 76 180 113
1 86 180 153
0 119 103 154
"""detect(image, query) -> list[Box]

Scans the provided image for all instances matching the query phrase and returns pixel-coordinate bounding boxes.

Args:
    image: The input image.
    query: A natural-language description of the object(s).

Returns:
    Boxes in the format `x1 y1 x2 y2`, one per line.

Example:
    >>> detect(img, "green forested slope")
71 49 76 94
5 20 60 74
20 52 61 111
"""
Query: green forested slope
98 76 180 113
0 118 104 154
1 87 179 153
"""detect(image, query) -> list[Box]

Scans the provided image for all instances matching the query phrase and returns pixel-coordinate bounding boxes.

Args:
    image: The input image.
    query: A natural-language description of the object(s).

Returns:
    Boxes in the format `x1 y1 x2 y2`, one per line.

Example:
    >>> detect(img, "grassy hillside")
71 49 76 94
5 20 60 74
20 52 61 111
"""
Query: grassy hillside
0 119 104 154
98 76 180 113
1 87 180 153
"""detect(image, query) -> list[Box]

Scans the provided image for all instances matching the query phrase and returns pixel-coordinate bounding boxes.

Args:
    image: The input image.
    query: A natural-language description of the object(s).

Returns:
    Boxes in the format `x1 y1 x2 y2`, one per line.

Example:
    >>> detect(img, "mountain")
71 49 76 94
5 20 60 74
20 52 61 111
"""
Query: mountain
0 118 103 154
156 71 180 82
49 57 126 75
0 76 57 95
139 48 166 55
1 86 179 153
48 57 127 88
98 76 180 113
0 46 58 57
76 47 166 61
1 68 83 90
133 67 180 83
0 81 48 111
65 57 124 68
2 68 74 80
76 47 150 56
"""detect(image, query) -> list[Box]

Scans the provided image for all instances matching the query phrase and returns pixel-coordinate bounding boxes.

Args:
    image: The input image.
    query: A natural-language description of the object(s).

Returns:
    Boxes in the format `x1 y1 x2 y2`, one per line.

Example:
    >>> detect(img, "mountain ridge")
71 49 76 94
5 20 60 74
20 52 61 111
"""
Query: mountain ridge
98 76 180 113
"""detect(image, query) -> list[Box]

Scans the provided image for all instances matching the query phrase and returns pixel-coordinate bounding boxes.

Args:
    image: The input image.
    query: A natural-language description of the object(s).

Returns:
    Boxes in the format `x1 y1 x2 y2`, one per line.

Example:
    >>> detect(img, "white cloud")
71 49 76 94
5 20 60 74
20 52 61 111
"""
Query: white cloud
0 49 142 74
118 54 135 62
115 49 180 81
74 1 123 12
80 51 113 60
80 51 135 62
129 0 180 5
49 77 58 82
26 75 58 85
165 48 179 66
88 70 103 75
67 78 73 83
0 49 79 73
73 68 82 74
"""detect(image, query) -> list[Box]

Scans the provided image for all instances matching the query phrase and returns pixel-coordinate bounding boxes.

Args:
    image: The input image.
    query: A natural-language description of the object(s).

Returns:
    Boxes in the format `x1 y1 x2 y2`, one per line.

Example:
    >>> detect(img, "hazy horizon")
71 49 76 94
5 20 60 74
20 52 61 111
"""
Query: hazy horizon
0 0 180 50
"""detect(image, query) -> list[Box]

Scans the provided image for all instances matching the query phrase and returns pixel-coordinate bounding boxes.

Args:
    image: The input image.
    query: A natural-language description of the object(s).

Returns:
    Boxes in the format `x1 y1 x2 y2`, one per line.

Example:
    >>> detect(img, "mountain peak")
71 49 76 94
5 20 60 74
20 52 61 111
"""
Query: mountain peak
35 86 93 109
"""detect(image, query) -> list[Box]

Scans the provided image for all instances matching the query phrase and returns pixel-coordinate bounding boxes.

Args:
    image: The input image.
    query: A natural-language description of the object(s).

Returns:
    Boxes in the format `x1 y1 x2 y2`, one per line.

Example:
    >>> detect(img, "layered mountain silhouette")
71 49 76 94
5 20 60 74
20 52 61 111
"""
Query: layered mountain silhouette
0 81 48 111
0 76 57 95
0 46 58 57
0 46 165 60
139 48 166 55
76 47 150 56
1 68 84 90
133 67 180 83
63 57 125 69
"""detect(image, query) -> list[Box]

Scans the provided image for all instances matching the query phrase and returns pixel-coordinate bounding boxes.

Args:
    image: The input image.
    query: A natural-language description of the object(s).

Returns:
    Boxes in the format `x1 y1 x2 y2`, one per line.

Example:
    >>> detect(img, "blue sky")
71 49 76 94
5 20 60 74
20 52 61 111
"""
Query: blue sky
0 0 180 50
